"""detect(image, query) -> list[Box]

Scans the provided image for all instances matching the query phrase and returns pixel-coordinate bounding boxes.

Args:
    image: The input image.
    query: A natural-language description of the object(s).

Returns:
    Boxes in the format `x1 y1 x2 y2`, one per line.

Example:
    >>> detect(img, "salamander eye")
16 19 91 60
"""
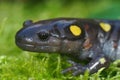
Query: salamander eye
37 31 50 41
23 20 33 27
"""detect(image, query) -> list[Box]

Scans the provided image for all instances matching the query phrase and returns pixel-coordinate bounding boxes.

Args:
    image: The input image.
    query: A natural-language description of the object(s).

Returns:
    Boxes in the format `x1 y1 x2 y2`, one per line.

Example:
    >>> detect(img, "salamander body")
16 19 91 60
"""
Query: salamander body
15 18 120 75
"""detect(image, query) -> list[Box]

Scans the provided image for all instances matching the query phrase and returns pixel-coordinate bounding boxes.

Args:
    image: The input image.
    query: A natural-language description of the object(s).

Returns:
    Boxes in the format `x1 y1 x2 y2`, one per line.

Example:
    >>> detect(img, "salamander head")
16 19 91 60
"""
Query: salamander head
15 19 85 54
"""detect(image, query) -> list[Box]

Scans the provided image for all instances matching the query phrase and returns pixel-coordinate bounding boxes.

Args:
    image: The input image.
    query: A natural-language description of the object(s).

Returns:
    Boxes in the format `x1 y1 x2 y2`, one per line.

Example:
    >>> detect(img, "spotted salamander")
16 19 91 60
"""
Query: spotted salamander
15 18 120 75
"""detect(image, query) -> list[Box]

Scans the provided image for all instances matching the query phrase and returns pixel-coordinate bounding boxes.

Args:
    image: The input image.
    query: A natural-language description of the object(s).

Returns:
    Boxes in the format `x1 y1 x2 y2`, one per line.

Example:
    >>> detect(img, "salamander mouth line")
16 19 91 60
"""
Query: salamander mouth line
16 42 60 53
16 42 59 48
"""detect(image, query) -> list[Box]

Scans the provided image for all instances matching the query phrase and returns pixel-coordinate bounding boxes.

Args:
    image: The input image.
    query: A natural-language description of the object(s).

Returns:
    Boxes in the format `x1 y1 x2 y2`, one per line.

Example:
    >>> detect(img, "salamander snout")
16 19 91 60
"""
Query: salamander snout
15 29 34 47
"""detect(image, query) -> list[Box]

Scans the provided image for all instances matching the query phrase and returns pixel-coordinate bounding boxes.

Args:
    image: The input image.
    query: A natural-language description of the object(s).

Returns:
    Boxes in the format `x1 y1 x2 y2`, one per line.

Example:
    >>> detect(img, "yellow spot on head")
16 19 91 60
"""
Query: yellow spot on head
100 22 111 32
70 25 81 36
99 58 106 64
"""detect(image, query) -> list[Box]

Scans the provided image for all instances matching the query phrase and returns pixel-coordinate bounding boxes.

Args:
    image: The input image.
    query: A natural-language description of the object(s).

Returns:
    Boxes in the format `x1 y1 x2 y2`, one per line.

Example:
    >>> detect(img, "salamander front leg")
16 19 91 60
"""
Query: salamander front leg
62 54 111 76
62 60 86 75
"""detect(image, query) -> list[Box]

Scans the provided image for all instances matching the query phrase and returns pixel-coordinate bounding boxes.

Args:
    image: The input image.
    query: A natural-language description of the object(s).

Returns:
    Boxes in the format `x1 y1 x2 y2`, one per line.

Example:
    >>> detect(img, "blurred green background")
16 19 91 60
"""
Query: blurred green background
0 0 120 79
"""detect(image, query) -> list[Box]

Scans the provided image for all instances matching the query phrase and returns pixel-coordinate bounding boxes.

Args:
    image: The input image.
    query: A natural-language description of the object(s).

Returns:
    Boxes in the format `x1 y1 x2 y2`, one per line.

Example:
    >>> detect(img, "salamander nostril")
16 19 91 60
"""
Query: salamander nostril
15 33 26 43
37 31 50 41
16 36 22 43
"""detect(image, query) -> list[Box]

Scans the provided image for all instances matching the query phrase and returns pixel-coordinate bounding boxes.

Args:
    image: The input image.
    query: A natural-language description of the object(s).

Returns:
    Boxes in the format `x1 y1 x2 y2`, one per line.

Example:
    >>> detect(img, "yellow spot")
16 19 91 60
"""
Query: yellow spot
100 22 111 32
70 25 81 36
99 58 106 64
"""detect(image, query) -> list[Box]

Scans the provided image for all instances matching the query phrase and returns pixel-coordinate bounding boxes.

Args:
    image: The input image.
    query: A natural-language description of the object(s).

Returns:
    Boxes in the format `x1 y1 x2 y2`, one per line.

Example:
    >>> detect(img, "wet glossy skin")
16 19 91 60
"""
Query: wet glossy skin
15 18 120 75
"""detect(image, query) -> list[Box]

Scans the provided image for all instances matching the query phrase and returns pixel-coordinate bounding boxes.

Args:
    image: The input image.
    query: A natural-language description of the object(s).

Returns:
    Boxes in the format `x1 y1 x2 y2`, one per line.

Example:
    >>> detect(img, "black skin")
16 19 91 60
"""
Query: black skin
15 18 120 75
